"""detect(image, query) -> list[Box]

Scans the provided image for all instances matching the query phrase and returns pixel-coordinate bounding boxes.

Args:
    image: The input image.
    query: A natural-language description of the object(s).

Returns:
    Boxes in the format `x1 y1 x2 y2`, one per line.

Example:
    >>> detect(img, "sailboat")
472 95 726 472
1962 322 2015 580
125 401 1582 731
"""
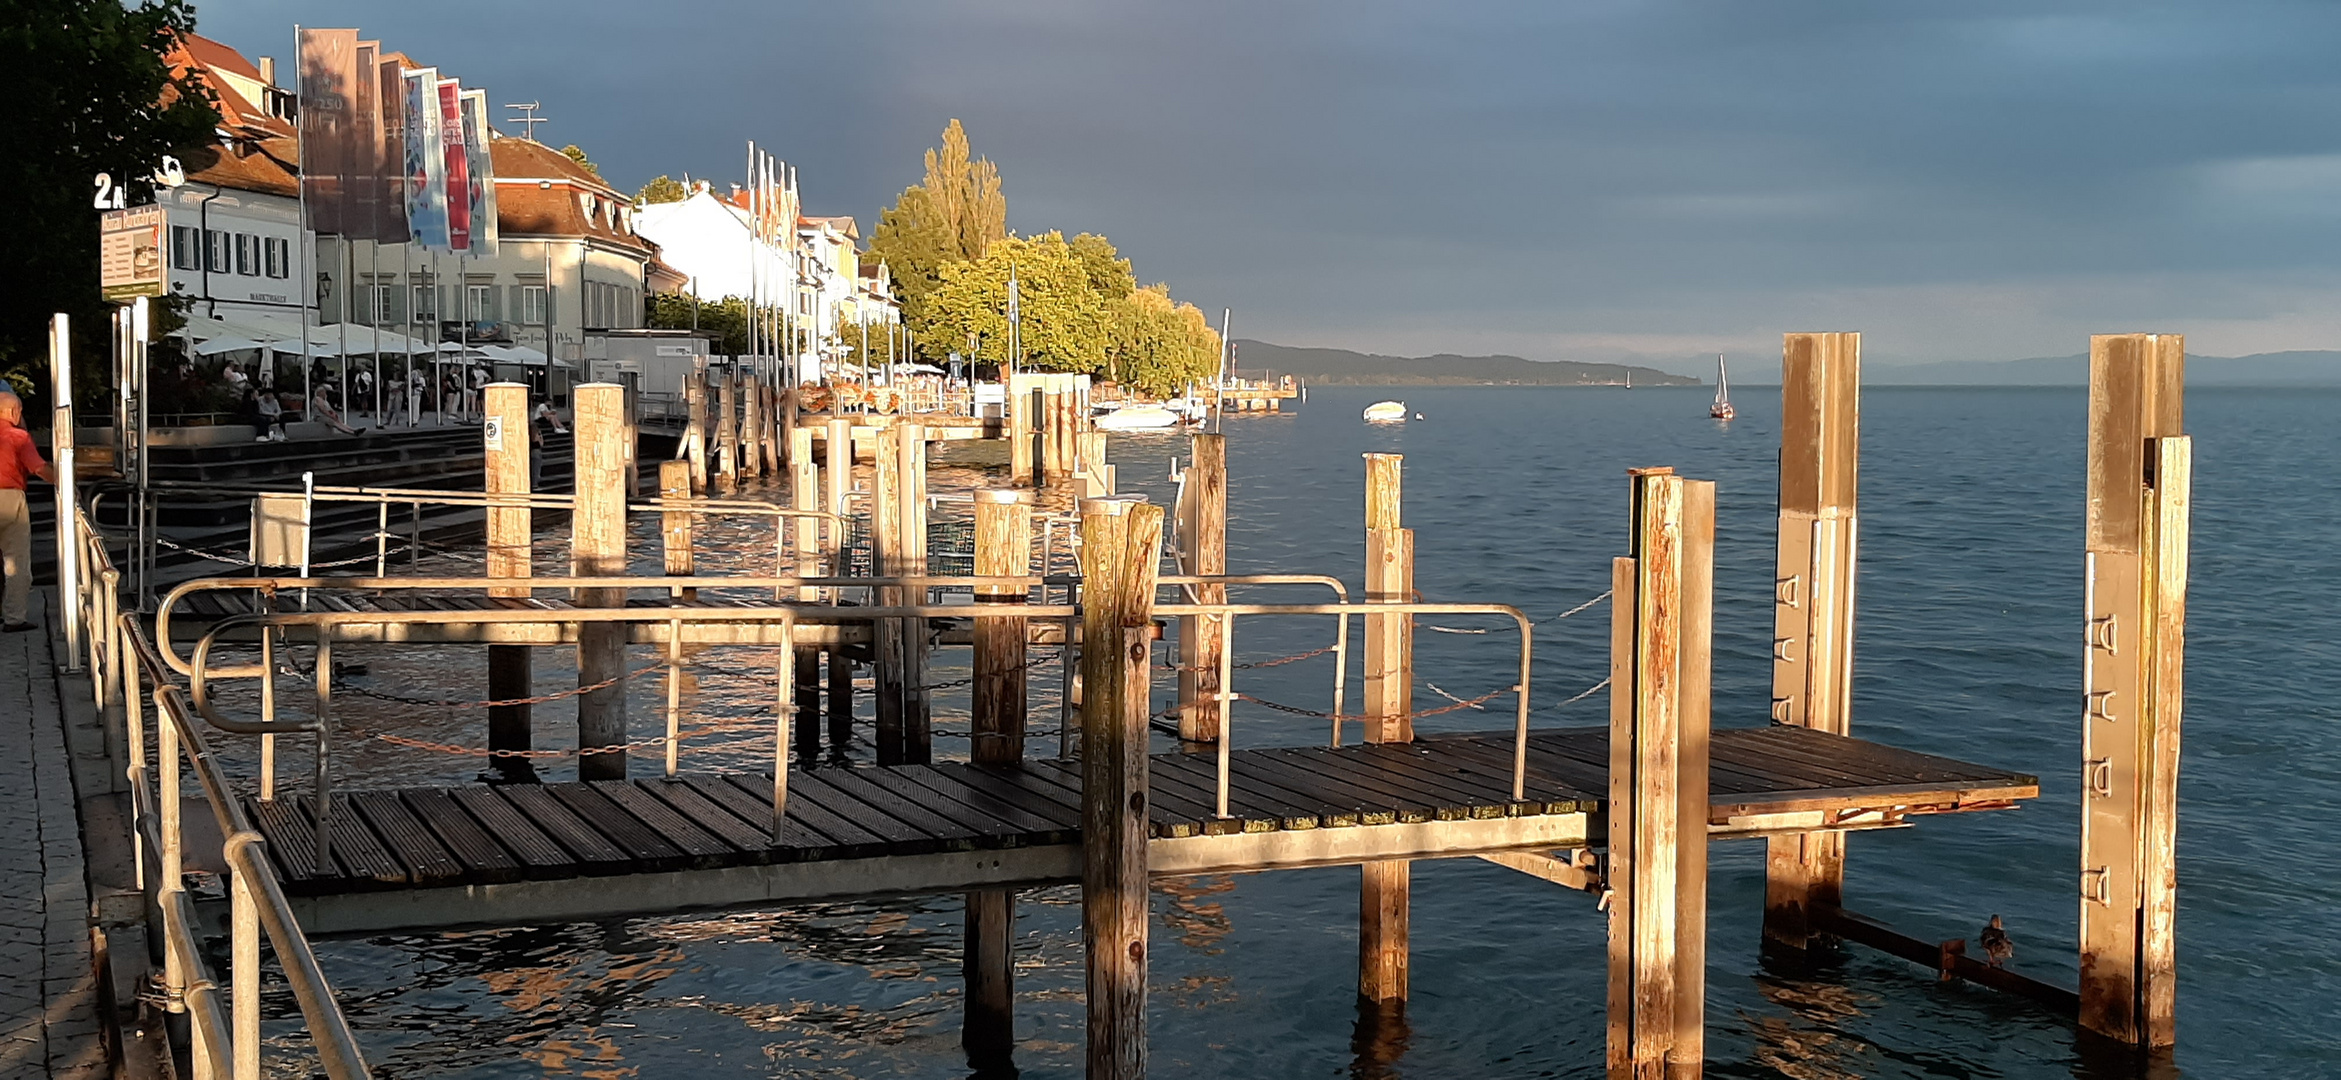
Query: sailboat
1709 354 1735 419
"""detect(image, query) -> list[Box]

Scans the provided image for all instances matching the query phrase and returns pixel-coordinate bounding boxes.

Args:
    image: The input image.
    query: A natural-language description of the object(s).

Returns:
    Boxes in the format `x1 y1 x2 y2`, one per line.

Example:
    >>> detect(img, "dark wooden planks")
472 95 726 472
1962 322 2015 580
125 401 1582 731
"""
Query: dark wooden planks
348 791 464 885
496 784 635 872
402 789 524 884
446 787 582 874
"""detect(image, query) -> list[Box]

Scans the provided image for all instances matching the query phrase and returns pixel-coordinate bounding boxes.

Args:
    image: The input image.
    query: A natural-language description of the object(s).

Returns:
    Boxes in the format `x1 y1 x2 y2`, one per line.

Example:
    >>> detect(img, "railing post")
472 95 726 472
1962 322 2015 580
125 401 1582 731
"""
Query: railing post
231 857 260 1080
1177 433 1227 742
1359 451 1413 1011
51 314 80 669
1606 467 1713 1079
573 382 630 779
485 383 536 783
1079 496 1162 1080
2080 334 2187 1048
1764 332 1859 958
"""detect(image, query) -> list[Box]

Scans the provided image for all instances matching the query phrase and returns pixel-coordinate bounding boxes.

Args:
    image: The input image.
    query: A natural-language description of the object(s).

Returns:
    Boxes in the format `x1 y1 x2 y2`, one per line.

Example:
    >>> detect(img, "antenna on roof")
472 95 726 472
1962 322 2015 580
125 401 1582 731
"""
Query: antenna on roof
504 101 547 142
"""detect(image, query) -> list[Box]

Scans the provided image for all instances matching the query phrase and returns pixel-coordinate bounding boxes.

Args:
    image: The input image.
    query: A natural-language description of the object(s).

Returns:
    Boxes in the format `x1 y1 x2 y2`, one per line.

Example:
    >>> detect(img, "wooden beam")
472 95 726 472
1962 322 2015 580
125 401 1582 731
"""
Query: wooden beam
2081 333 2186 1047
901 421 931 763
572 383 629 780
684 367 708 492
659 460 695 599
964 887 1017 1070
1608 469 1713 1079
484 383 535 783
1080 497 1163 1080
973 489 1034 765
741 375 765 479
716 372 739 492
1177 434 1227 742
1359 452 1413 1008
1765 331 1859 956
874 421 906 764
1009 381 1034 485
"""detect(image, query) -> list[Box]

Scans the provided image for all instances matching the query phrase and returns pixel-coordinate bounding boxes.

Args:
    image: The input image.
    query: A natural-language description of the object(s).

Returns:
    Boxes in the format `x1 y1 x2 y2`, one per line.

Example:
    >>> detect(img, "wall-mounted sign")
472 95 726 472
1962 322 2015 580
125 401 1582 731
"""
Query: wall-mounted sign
99 205 165 301
483 416 504 451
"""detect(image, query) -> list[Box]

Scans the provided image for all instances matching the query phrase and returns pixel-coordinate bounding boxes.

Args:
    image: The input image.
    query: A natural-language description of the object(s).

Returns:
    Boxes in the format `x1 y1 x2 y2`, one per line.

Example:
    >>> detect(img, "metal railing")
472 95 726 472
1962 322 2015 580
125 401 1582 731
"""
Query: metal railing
65 506 373 1080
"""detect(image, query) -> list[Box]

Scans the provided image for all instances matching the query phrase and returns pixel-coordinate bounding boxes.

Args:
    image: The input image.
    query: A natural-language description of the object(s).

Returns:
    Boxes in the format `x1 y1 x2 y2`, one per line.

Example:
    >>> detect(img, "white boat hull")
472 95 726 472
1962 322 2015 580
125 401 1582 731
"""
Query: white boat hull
1363 400 1407 423
1094 405 1181 430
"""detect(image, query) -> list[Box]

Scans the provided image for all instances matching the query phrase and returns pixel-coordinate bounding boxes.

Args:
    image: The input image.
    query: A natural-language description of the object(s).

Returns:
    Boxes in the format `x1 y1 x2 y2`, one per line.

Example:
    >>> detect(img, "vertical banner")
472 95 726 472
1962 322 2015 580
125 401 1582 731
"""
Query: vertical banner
377 55 411 244
438 78 472 252
460 89 499 257
402 67 450 251
296 28 360 235
350 41 381 240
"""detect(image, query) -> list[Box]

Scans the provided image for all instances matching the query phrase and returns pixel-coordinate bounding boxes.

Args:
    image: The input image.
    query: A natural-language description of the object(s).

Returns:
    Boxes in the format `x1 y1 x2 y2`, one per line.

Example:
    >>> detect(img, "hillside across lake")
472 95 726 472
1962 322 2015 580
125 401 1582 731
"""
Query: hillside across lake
1232 340 1698 387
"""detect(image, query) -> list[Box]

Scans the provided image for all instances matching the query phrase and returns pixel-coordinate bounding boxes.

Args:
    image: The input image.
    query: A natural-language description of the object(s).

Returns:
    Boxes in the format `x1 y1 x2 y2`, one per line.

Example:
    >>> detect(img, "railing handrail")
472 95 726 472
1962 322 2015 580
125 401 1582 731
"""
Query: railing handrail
75 504 373 1079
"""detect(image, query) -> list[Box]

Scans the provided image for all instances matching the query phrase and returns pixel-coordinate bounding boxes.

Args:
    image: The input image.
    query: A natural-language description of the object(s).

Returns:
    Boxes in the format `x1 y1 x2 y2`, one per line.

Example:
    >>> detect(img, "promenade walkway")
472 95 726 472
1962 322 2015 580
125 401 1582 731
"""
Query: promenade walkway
0 611 105 1080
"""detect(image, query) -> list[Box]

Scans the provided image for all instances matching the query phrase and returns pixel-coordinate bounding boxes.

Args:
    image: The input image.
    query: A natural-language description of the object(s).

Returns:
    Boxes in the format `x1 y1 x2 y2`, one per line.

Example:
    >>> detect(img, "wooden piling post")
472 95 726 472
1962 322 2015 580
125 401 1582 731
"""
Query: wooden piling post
1607 468 1714 1079
573 383 630 780
791 425 822 752
483 383 535 782
964 888 1017 1070
1009 379 1034 485
1177 434 1228 742
716 372 740 491
901 422 931 761
1080 497 1164 1080
1359 451 1413 1007
660 460 695 600
1764 332 1860 956
741 377 765 480
874 420 906 763
2080 334 2187 1047
973 489 1035 763
684 369 709 492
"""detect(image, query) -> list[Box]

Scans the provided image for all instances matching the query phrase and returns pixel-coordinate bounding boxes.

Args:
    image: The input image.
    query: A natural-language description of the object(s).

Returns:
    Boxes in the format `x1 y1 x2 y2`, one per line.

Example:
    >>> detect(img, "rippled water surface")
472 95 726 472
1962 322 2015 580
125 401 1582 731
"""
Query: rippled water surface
248 385 2341 1077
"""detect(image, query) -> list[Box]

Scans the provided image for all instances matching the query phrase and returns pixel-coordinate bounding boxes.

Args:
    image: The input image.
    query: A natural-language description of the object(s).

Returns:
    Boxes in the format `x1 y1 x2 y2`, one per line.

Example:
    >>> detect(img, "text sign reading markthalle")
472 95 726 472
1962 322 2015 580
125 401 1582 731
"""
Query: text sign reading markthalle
100 205 166 301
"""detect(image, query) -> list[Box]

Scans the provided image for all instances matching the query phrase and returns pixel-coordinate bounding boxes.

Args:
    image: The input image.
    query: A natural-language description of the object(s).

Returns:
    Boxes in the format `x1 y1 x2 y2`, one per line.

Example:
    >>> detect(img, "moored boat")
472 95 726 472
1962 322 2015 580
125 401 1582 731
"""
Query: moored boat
1709 355 1735 419
1094 404 1181 430
1362 400 1407 423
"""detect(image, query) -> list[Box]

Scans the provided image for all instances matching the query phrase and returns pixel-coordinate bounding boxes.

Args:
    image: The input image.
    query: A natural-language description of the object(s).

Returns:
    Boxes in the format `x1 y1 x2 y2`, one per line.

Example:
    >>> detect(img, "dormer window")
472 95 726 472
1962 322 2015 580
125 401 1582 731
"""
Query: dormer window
580 192 598 220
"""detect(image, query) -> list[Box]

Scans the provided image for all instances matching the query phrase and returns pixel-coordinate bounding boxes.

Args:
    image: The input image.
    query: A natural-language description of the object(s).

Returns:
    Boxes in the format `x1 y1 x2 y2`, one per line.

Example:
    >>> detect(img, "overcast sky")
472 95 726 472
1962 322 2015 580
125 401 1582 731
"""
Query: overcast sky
207 1 2341 366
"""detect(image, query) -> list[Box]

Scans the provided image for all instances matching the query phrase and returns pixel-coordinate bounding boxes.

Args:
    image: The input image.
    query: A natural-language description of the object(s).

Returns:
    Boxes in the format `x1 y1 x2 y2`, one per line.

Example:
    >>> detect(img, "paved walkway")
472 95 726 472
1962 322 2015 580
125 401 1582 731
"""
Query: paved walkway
0 613 105 1080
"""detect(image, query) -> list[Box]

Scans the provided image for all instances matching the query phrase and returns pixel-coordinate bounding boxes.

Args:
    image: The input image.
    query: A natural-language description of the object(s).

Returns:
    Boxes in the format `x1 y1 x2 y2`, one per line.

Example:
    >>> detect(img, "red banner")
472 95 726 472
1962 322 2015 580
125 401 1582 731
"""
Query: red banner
438 79 471 251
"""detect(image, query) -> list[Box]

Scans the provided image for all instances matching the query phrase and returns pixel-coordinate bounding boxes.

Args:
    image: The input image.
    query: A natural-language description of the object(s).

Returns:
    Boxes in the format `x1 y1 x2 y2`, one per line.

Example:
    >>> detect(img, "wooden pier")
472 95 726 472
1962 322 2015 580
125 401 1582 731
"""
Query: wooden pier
81 328 2195 1079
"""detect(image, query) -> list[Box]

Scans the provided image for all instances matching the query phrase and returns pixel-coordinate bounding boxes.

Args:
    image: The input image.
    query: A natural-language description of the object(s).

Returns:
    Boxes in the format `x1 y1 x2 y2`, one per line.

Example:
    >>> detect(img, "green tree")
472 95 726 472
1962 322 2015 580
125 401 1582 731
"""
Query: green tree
1068 233 1135 301
560 144 600 177
644 292 751 356
1106 284 1222 397
636 175 688 204
0 0 219 406
927 232 1108 376
866 120 1008 358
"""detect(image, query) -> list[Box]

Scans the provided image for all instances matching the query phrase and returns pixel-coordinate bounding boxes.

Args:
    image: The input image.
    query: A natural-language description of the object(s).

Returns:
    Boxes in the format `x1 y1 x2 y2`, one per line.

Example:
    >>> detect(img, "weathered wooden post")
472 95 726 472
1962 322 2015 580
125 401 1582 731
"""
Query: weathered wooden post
964 486 1033 1070
900 421 932 761
484 383 536 782
1360 451 1413 1009
684 368 709 492
1177 434 1227 742
874 420 906 763
660 460 695 600
741 376 765 480
1763 331 1859 957
2080 333 2188 1048
1046 388 1071 482
1009 378 1035 486
573 383 630 779
825 416 856 752
778 385 799 467
791 425 823 755
1080 496 1164 1080
1079 430 1113 498
716 371 740 491
1607 467 1713 1080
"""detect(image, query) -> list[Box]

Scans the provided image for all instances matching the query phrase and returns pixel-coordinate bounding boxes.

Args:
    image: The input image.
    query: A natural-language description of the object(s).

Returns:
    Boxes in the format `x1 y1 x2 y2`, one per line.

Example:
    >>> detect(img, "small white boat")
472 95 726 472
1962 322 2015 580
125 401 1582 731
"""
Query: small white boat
1709 355 1735 420
1164 396 1211 423
1094 404 1181 430
1363 400 1407 423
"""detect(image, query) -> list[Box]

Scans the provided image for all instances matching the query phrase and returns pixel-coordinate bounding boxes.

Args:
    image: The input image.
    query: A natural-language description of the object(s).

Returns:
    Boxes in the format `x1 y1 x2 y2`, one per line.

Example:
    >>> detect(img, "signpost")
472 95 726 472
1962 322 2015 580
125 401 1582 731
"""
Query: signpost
99 205 165 302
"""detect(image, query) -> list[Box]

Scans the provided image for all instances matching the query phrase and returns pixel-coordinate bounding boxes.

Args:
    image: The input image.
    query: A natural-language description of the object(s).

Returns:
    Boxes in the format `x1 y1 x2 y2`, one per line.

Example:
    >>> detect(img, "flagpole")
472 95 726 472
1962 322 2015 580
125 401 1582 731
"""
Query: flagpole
295 25 312 428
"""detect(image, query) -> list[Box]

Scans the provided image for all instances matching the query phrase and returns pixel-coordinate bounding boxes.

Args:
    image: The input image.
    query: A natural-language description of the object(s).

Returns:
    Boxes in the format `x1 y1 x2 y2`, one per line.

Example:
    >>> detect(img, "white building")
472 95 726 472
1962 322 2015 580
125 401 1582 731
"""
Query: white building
160 34 316 342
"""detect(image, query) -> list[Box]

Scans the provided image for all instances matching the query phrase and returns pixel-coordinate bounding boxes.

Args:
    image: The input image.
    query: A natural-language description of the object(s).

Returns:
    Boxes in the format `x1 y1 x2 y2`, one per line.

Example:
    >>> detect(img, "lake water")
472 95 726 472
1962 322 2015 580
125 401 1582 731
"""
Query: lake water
260 384 2341 1077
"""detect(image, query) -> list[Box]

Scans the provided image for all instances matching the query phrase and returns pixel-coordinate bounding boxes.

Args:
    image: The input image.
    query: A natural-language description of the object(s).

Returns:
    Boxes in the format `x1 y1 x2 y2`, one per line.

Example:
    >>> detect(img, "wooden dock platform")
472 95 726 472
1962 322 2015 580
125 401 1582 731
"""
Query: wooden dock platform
247 726 2035 934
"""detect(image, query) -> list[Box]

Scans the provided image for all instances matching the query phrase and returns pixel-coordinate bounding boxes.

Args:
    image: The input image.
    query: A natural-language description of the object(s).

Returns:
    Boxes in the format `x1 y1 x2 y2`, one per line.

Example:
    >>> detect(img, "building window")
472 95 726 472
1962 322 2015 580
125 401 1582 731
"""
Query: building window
234 234 257 276
411 283 436 323
171 226 199 270
365 285 395 325
521 285 547 325
205 230 230 273
466 284 494 322
264 237 289 279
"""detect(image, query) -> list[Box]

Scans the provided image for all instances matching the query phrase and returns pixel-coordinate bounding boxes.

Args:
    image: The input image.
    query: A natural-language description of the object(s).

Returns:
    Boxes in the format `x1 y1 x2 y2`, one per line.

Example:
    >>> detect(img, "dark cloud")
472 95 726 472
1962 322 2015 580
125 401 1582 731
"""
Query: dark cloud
205 1 2341 362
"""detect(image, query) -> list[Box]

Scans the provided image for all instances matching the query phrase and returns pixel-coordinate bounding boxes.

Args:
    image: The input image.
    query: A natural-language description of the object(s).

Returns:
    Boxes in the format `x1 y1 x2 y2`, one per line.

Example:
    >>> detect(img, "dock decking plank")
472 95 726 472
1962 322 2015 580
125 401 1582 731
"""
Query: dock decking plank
881 766 1078 839
446 787 579 873
594 781 740 864
348 791 464 885
690 775 864 854
401 789 524 884
811 767 993 846
496 785 636 870
640 777 796 856
547 785 694 871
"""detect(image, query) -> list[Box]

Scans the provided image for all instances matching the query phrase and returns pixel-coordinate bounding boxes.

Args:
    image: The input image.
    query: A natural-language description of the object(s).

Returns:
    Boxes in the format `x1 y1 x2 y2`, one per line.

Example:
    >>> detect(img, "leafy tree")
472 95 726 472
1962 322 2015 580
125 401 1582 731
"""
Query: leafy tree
1106 284 1222 397
636 174 688 204
927 232 1108 376
1069 233 1135 302
0 0 219 407
560 144 600 177
867 119 1007 358
644 292 750 356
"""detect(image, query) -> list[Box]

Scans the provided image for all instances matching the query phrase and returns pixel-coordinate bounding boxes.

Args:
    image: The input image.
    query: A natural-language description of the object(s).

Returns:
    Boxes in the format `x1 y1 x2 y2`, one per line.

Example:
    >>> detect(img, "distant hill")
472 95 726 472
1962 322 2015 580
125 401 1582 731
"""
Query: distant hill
1868 350 2341 386
1231 340 1698 387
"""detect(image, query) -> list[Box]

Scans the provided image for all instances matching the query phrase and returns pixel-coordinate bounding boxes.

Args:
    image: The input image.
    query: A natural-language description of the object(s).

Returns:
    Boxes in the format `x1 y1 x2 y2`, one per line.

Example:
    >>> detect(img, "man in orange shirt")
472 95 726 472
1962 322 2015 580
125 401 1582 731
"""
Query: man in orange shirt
0 390 57 632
